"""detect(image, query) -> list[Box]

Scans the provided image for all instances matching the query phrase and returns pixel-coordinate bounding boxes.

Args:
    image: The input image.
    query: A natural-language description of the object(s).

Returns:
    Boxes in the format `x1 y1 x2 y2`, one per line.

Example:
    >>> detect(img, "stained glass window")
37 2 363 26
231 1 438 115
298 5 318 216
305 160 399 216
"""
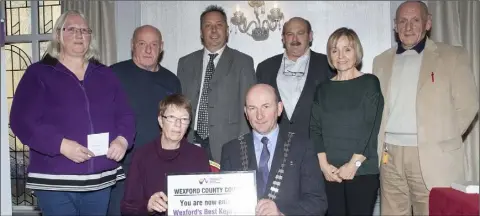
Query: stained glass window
39 1 61 34
39 40 49 58
5 43 35 206
3 0 62 207
5 1 31 35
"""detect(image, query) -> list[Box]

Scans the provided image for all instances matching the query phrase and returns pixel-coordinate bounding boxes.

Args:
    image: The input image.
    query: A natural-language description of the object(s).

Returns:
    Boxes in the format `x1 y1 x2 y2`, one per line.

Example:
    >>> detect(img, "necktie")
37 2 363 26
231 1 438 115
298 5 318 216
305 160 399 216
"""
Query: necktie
197 53 218 139
258 136 270 194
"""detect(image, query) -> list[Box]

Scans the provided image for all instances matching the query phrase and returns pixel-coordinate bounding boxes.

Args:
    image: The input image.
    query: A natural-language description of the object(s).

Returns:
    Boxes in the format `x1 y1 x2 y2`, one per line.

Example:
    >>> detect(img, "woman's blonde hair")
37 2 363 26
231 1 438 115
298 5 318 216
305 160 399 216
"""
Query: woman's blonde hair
46 10 99 61
326 27 363 69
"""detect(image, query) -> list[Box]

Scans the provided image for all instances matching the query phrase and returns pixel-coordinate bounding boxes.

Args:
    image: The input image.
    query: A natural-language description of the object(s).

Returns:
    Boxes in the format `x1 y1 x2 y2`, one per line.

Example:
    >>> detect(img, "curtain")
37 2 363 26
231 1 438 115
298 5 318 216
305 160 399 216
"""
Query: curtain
428 0 480 182
62 1 117 66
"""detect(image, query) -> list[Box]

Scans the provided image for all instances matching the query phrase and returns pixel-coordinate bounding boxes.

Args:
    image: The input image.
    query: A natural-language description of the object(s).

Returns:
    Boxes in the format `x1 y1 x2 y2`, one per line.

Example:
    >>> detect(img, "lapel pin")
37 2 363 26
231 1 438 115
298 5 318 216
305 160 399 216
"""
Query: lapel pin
431 72 435 83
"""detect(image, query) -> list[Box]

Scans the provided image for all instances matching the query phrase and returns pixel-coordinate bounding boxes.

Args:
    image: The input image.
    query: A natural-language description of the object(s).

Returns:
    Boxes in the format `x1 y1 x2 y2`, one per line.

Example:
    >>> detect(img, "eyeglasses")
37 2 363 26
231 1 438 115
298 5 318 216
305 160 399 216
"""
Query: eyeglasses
283 70 305 77
62 27 92 35
282 57 309 77
162 115 190 125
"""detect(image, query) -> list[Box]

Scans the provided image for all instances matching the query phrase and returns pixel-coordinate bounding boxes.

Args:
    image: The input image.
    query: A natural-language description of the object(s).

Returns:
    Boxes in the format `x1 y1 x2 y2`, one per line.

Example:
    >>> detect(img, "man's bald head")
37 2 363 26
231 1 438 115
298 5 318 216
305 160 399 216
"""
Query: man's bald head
246 84 279 105
132 25 162 43
131 25 164 71
395 1 430 21
244 84 283 135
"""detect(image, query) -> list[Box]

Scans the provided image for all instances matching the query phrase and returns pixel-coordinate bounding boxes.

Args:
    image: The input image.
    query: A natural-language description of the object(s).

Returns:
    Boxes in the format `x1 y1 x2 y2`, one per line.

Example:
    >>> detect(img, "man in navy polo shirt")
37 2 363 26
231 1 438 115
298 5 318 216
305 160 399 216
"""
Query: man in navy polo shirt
108 25 181 216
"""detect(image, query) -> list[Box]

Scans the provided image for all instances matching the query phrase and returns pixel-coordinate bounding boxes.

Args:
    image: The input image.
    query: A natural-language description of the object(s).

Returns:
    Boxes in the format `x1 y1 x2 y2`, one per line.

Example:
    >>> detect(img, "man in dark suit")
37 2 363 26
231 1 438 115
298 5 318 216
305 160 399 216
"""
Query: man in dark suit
221 84 327 216
256 17 333 139
177 5 256 164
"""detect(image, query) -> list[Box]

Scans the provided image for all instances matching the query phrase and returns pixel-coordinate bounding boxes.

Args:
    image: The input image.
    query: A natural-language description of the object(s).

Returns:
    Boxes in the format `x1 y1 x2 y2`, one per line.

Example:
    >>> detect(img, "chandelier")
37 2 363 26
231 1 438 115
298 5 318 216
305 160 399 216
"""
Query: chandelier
230 1 284 41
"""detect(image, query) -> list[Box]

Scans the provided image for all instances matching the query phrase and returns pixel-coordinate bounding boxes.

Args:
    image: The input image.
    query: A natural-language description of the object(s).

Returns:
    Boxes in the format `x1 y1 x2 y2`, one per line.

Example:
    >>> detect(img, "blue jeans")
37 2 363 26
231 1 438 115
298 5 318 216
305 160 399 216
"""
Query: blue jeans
34 187 111 216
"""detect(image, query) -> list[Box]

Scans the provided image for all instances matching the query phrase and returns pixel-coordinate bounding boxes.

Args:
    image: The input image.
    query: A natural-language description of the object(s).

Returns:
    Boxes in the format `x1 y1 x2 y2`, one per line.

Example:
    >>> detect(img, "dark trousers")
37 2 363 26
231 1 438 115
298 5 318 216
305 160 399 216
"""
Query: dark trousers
194 131 213 161
35 187 111 216
325 174 379 216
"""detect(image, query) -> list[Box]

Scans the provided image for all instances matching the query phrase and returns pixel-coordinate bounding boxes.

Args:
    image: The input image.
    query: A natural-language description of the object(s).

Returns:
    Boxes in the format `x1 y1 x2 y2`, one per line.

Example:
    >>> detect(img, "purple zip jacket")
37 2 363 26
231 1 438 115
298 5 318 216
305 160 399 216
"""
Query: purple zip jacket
10 54 135 176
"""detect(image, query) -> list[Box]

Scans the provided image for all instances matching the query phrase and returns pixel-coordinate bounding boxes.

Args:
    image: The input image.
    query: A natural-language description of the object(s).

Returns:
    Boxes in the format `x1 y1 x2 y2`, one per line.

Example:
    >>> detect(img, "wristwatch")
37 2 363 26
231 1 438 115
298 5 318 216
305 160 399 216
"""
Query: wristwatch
354 160 362 167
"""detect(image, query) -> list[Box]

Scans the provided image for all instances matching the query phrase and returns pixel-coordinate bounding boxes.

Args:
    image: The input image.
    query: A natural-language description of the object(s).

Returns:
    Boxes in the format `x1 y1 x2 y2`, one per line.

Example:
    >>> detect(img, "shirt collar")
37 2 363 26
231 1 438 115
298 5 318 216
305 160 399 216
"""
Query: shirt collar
204 44 227 57
283 49 311 64
252 125 280 148
396 36 427 54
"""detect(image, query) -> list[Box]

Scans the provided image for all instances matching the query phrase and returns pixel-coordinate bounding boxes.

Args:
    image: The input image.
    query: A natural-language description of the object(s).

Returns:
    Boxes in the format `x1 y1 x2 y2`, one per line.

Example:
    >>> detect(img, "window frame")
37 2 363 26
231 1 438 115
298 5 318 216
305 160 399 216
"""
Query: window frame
2 1 52 62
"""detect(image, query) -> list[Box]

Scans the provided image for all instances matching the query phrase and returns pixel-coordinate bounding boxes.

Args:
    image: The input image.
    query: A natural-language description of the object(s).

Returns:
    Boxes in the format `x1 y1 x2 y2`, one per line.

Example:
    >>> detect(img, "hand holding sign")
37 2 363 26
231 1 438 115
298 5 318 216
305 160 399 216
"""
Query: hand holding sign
256 199 284 216
148 191 168 213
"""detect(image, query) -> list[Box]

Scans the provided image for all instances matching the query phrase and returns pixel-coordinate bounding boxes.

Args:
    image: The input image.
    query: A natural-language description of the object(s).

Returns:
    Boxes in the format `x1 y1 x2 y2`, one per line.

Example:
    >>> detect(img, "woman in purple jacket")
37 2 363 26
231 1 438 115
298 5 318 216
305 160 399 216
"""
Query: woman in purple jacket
9 10 135 216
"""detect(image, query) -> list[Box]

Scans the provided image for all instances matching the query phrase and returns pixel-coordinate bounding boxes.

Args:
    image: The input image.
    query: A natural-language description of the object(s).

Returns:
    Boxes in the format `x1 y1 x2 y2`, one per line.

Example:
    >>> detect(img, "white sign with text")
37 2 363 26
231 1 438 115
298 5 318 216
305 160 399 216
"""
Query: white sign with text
167 171 257 216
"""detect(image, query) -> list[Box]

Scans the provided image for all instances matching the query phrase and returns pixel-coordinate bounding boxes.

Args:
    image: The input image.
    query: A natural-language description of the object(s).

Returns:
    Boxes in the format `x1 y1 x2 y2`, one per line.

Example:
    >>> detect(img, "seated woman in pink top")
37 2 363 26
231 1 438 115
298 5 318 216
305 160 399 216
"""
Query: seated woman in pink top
121 94 210 215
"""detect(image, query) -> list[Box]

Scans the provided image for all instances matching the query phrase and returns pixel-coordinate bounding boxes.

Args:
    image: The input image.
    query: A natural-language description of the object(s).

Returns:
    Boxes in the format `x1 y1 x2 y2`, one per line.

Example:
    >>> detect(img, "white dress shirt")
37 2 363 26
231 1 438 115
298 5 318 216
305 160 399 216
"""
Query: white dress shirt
194 45 227 131
252 125 279 170
276 50 310 120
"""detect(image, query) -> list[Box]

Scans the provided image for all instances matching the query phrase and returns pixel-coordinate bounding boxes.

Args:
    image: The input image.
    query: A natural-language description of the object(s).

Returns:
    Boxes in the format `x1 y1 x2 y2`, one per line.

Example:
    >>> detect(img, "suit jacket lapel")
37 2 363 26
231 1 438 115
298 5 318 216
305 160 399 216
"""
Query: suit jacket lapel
246 133 258 171
191 50 204 109
245 133 264 198
377 49 396 119
289 51 322 121
210 46 233 85
417 39 439 92
270 55 283 92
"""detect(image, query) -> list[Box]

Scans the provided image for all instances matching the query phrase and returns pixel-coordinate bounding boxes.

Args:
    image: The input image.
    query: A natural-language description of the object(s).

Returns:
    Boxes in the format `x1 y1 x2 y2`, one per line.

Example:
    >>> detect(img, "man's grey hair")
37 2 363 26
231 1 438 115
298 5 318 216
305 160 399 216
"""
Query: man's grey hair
46 10 99 62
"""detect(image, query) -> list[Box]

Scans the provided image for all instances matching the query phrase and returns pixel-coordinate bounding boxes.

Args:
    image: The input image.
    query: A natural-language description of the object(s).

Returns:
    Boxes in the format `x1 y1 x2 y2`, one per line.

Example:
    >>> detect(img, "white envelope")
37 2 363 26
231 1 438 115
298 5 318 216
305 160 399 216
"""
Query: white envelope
87 132 109 156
